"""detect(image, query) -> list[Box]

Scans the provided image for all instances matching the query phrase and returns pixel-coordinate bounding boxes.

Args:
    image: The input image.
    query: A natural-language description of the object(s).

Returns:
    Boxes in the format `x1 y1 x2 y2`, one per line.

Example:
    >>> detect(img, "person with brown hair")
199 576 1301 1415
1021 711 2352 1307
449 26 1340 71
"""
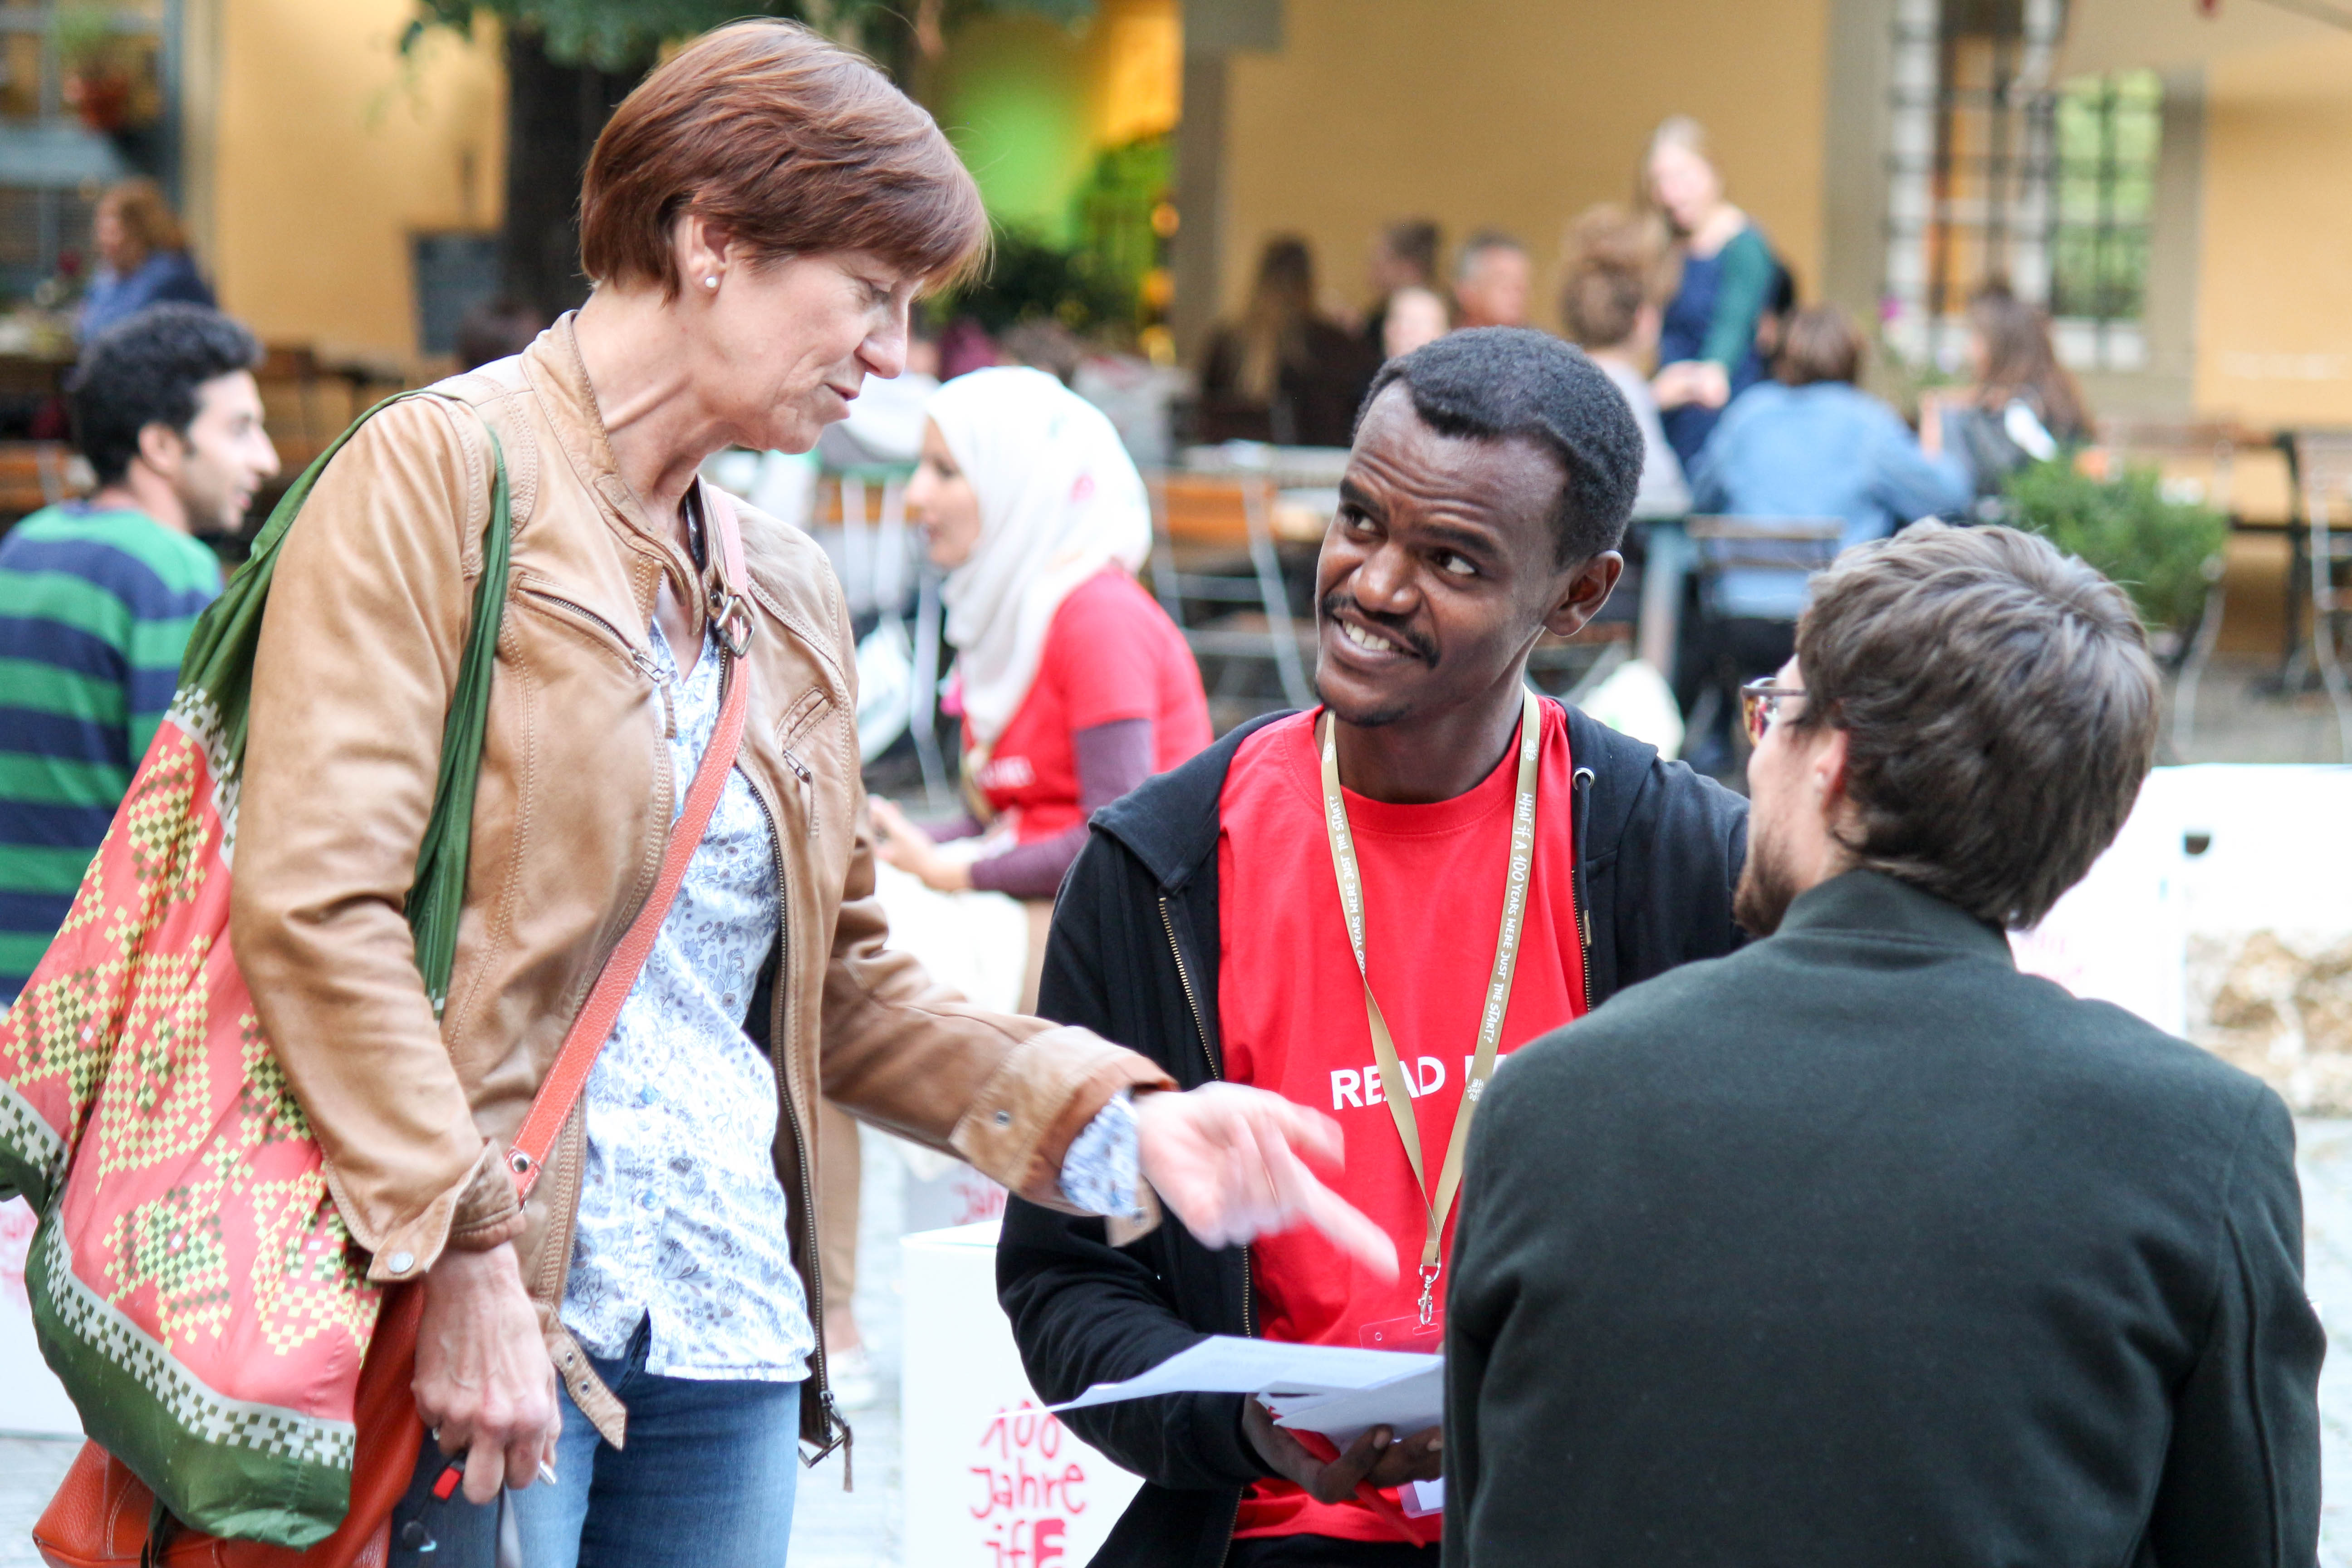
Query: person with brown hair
78 177 216 341
1690 304 1970 582
1559 205 1687 519
1451 230 1533 331
219 22 1391 1568
1445 523 2322 1565
1921 281 2092 501
1201 235 1377 446
1361 217 1442 355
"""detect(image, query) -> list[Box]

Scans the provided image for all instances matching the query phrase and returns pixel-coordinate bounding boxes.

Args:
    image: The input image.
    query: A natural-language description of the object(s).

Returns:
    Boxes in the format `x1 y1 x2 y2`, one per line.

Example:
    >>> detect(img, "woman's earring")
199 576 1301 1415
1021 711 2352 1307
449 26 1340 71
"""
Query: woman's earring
704 275 719 289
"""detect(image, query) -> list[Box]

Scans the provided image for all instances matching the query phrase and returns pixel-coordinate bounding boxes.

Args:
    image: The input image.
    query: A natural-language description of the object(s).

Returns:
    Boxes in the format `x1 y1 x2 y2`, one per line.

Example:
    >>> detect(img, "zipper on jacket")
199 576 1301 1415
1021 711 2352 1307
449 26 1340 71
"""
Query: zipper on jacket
646 654 675 738
779 748 816 838
1161 892 1255 1552
751 768 852 1480
1571 765 1596 1014
519 584 675 735
519 584 636 652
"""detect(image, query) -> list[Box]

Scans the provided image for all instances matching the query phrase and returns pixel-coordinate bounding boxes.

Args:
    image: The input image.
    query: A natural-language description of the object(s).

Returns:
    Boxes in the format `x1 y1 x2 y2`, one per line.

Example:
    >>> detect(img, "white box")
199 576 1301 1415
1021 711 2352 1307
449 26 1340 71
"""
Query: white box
901 1221 1140 1567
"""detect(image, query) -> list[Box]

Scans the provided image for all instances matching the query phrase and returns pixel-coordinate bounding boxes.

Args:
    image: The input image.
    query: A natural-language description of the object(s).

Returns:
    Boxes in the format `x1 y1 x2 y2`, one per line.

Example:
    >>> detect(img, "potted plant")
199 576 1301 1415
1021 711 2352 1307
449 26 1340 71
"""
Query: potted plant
2004 457 2229 657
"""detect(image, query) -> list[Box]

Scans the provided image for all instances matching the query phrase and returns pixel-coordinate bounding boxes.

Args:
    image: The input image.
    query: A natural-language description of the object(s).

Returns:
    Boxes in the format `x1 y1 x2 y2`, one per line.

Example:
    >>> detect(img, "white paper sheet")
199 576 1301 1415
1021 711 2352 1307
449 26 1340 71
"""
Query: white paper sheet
1051 1335 1444 1448
1260 1363 1443 1447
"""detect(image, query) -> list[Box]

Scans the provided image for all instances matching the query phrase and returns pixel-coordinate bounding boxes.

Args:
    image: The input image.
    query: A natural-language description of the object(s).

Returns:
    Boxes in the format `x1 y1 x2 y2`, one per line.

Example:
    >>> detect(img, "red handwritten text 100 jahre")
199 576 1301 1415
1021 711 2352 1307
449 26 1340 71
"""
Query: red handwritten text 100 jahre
971 1403 1093 1568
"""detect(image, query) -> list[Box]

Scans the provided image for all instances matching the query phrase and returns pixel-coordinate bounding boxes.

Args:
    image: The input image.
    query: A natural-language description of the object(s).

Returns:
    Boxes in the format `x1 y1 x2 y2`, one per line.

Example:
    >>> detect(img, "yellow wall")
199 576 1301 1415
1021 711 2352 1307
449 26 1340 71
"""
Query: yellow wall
210 0 504 358
1091 0 1181 147
2195 33 2352 426
1218 0 1830 329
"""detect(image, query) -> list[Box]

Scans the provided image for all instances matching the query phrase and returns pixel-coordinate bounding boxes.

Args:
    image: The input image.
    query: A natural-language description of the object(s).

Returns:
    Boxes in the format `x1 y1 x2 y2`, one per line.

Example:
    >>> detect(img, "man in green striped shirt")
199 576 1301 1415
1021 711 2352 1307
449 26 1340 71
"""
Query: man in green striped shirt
0 303 278 1001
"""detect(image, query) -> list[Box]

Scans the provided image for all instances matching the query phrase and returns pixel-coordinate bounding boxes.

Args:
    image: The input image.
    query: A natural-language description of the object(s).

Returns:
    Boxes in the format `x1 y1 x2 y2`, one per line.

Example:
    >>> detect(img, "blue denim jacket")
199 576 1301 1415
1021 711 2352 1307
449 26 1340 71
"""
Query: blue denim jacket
1690 381 1971 616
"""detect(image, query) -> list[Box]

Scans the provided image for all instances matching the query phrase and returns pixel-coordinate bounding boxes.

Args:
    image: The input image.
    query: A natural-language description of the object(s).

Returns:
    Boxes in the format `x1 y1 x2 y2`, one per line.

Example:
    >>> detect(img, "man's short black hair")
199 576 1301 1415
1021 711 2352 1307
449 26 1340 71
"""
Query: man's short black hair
1362 327 1644 564
67 304 262 486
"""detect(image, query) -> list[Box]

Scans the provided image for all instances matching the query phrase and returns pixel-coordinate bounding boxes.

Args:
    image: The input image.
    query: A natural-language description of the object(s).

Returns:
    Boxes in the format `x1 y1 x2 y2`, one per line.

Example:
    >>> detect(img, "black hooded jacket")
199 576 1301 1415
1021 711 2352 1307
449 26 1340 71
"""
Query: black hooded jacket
996 701 1749 1567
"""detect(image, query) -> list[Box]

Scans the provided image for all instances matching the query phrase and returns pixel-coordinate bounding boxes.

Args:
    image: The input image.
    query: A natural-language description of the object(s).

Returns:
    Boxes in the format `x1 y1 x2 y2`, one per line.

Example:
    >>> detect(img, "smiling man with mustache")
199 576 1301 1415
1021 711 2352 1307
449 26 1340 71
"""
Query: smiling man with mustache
997 328 1751 1568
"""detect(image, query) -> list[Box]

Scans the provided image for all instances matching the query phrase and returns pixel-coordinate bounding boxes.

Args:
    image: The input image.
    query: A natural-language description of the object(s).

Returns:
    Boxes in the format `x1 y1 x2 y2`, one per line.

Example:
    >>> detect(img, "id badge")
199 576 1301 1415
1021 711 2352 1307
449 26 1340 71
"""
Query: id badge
1358 1310 1443 1350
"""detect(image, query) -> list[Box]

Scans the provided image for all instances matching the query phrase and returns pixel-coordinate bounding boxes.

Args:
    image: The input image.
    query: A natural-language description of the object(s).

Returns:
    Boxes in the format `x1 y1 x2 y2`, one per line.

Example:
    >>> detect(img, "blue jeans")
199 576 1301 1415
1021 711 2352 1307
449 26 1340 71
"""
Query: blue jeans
388 1322 804 1568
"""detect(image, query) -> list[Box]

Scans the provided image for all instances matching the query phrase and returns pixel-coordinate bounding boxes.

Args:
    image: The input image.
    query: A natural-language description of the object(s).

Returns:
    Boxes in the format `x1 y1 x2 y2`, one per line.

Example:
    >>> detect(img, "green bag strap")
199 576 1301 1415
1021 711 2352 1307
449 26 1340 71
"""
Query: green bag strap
407 409 512 1014
181 388 511 1009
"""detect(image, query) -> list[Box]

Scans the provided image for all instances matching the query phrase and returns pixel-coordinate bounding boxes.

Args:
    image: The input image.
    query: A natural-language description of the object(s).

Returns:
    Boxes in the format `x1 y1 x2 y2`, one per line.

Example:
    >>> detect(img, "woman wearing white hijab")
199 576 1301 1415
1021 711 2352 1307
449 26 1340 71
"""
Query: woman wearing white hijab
823 369 1210 1395
871 366 1209 917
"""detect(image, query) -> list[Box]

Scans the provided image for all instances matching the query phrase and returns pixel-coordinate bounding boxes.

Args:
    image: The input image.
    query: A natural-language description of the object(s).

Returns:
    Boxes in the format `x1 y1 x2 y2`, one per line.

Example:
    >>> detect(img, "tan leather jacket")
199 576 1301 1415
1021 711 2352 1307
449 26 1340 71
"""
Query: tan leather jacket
229 319 1169 1450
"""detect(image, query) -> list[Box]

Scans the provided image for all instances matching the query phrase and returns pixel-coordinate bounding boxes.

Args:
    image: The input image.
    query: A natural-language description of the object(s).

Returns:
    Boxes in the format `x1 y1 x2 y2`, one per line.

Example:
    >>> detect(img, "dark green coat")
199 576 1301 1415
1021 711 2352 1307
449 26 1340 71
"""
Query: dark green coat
1446 869 2323 1568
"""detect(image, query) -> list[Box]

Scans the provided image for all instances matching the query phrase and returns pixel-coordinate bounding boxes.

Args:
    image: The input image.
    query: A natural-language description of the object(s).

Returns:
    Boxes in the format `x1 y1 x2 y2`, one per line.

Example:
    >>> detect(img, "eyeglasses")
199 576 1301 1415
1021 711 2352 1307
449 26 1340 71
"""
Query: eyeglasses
1740 678 1807 745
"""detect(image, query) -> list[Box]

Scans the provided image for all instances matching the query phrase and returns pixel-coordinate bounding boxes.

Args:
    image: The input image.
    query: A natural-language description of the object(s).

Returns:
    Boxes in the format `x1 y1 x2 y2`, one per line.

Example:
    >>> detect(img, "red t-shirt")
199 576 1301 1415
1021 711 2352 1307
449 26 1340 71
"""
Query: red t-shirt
967 566 1212 842
1217 703 1587 1547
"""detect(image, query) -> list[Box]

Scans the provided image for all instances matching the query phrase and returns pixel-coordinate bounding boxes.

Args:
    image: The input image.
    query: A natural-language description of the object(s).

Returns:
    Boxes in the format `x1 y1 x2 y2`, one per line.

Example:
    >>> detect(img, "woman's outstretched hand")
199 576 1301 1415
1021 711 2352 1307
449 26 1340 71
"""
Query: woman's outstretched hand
869 797 971 892
1134 1083 1397 1279
1652 359 1731 412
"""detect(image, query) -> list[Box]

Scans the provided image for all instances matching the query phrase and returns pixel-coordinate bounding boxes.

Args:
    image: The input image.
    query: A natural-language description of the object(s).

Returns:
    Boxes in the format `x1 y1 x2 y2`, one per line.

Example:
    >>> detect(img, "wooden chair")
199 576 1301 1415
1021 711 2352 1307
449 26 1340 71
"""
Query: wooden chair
0 440 78 527
1147 470 1313 721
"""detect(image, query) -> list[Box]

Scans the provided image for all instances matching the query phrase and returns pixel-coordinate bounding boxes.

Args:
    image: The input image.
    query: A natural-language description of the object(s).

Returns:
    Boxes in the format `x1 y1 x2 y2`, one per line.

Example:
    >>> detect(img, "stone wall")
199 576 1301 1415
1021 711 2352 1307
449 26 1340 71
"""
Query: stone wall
2190 931 2352 1113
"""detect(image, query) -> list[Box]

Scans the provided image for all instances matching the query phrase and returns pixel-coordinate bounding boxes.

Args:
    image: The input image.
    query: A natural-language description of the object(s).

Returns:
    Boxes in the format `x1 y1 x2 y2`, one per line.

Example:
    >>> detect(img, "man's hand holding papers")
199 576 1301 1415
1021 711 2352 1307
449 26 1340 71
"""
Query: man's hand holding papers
1051 1335 1444 1509
1241 1399 1443 1505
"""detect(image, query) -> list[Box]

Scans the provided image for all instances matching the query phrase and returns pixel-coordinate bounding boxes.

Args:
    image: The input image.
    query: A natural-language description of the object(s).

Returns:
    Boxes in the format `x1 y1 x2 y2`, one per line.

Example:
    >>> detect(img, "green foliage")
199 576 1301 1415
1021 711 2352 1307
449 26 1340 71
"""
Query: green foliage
49 2 127 71
407 0 1094 73
1074 133 1171 320
2004 457 2226 634
936 227 1131 335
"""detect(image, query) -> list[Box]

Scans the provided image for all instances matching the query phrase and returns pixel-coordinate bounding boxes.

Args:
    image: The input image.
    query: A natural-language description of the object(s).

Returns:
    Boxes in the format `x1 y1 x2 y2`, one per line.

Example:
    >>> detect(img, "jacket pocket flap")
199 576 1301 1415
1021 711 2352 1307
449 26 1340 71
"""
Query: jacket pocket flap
777 686 833 747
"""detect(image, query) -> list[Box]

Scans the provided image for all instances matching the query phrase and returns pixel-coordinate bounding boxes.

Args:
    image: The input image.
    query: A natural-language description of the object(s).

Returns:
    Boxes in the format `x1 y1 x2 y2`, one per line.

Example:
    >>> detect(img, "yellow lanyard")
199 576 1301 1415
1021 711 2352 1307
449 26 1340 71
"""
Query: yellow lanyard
1317 689 1542 1326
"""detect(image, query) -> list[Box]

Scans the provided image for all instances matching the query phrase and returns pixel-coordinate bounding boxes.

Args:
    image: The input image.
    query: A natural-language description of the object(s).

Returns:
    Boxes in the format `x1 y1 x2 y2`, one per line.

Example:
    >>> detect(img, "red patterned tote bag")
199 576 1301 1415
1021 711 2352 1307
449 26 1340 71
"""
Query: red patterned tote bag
0 392 511 1553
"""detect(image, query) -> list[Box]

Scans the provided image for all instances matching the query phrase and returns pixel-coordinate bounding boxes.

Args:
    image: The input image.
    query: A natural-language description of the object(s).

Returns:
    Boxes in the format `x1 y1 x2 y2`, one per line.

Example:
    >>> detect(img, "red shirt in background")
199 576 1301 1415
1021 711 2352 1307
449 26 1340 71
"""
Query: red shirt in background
1216 703 1587 1548
969 566 1211 842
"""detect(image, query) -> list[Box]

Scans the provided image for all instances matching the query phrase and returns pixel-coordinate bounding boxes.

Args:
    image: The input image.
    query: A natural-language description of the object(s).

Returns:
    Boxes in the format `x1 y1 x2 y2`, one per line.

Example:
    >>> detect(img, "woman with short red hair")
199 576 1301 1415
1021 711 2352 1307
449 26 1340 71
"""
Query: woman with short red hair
225 22 1386 1566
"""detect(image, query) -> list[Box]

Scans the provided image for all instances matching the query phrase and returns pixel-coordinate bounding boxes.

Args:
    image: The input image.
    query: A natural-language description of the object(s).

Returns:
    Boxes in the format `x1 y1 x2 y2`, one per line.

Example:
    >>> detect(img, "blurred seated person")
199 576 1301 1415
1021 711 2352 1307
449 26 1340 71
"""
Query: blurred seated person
1691 304 1970 605
1453 230 1533 330
1201 236 1376 446
78 179 216 342
871 366 1212 1002
452 297 548 372
1382 284 1450 360
1682 305 1969 764
1560 206 1689 520
1920 281 2091 509
1361 217 1441 355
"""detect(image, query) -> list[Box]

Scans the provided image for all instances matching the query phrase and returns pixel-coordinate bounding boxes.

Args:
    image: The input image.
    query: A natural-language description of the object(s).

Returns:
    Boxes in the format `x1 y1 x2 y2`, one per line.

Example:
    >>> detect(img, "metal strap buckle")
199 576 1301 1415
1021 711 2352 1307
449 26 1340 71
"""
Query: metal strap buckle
709 589 755 659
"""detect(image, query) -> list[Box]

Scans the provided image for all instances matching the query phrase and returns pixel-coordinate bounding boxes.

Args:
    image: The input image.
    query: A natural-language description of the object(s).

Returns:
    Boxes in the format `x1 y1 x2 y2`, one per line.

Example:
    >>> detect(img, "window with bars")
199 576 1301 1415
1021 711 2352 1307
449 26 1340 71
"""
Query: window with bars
2050 70 2162 371
1882 0 2167 377
1881 0 2062 376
